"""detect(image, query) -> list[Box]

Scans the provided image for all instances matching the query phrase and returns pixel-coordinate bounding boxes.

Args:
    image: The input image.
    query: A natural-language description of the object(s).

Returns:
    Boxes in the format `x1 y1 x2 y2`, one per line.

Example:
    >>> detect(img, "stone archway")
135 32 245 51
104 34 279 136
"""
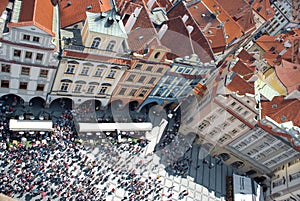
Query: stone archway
49 98 74 110
1 94 25 107
29 97 46 108
231 161 244 169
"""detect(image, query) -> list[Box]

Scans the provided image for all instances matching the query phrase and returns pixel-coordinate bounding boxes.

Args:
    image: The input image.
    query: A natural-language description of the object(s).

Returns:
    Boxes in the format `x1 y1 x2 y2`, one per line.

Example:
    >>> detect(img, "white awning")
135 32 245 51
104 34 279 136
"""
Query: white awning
9 119 53 131
78 122 153 132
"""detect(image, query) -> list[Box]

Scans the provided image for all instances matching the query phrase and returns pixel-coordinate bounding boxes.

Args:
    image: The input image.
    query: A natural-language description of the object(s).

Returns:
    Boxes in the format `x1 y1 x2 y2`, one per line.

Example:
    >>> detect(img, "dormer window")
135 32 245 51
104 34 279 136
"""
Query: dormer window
91 37 101 48
106 40 116 51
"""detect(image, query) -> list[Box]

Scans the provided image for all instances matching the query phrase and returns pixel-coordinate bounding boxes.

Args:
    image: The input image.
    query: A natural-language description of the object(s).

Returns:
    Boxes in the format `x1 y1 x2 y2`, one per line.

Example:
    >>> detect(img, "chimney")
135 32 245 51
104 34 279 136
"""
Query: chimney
158 24 168 40
124 7 142 33
147 0 156 10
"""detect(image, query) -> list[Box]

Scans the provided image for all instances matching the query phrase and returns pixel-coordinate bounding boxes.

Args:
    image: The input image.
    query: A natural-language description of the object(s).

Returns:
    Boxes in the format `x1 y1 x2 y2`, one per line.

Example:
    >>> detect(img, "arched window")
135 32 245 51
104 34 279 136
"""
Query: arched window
106 40 116 51
91 37 101 48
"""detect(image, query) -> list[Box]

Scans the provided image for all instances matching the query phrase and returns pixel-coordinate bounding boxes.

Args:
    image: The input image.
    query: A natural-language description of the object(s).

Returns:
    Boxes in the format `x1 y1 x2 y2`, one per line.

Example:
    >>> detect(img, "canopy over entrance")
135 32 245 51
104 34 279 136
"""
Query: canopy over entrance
9 119 53 131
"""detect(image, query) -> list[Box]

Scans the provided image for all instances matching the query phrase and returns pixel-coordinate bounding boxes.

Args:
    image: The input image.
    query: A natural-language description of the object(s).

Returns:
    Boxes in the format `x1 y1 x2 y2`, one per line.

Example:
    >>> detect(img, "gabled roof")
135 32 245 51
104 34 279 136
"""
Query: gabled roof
7 0 54 36
261 96 300 127
275 60 300 94
59 0 112 28
160 17 194 59
230 60 255 80
225 72 254 95
216 0 255 33
167 2 214 62
247 0 274 21
237 49 256 63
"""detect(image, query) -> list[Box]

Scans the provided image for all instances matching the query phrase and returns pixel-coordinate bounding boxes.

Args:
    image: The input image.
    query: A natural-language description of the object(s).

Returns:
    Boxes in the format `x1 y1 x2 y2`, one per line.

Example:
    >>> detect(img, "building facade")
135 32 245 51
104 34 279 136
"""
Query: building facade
0 0 59 105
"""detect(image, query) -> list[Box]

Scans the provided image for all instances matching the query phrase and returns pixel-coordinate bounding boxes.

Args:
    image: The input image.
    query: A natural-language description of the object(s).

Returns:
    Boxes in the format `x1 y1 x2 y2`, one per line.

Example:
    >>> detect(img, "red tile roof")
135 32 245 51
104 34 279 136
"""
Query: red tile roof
256 29 300 66
230 60 255 80
216 0 256 33
167 2 214 62
59 0 111 28
237 49 256 63
261 96 300 127
275 60 300 94
0 0 9 15
160 17 194 60
201 0 244 44
226 72 254 95
205 27 226 53
248 0 274 21
7 0 54 36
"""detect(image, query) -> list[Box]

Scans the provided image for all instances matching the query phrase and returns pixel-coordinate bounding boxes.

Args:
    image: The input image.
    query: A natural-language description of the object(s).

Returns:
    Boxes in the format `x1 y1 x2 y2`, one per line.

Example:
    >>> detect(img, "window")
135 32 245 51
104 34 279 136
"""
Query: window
126 74 136 82
80 67 89 75
228 116 236 122
146 66 153 71
231 102 236 107
33 36 40 42
218 135 229 143
165 77 173 84
106 40 116 51
36 53 43 61
138 76 146 83
107 70 116 78
176 67 184 73
74 84 82 92
87 86 95 93
94 68 103 77
36 84 45 91
118 88 127 95
60 83 69 91
66 64 75 74
19 82 28 90
177 79 185 86
91 37 101 48
221 122 229 128
148 77 156 84
21 67 30 76
25 51 32 59
231 129 238 135
198 120 209 130
236 106 243 112
99 86 108 94
14 49 21 57
135 64 142 70
243 111 249 116
185 68 192 74
23 34 30 41
39 69 48 78
1 80 9 88
218 108 225 113
208 115 216 121
239 123 247 129
129 89 137 96
209 130 218 136
156 67 163 73
154 52 160 59
138 89 147 97
1 64 10 73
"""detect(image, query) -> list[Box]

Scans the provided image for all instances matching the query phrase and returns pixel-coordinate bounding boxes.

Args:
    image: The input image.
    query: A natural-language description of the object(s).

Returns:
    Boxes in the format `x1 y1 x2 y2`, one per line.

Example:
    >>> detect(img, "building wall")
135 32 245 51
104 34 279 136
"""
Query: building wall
264 0 292 35
266 159 300 201
50 57 127 107
0 26 58 103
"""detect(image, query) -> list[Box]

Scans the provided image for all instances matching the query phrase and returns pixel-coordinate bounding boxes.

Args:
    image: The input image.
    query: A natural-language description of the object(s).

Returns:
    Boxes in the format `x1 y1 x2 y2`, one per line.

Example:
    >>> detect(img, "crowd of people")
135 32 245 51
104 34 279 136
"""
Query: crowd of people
0 101 192 200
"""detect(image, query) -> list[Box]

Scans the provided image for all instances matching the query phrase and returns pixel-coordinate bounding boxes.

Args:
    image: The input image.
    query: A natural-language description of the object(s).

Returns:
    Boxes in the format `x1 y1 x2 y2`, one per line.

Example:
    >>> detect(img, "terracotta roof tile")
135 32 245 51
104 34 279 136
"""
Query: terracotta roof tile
201 0 243 44
275 60 300 93
167 2 214 62
226 72 254 95
8 0 54 36
59 0 111 28
237 49 256 63
187 1 220 28
205 27 226 53
160 17 194 59
216 0 255 33
261 96 300 127
230 60 255 80
0 0 9 15
248 0 274 21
